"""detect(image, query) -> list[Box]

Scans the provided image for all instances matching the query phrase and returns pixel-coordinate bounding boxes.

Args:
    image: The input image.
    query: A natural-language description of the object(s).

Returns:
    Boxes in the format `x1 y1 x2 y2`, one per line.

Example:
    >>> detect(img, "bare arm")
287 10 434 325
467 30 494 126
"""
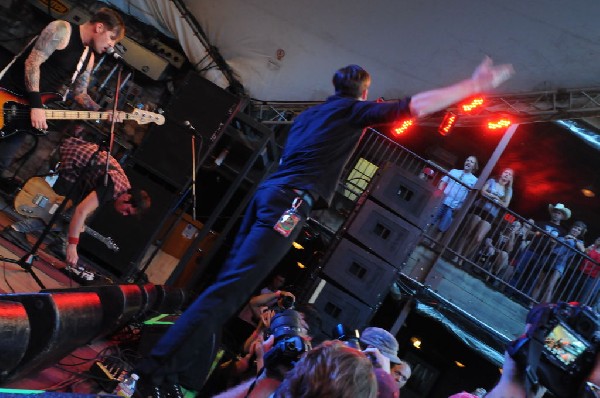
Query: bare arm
65 190 99 266
25 20 70 129
73 55 101 111
410 57 514 118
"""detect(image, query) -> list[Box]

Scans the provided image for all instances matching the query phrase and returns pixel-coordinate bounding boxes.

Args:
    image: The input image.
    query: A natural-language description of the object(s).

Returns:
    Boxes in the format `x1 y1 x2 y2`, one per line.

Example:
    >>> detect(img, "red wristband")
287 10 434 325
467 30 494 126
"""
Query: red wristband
68 237 79 245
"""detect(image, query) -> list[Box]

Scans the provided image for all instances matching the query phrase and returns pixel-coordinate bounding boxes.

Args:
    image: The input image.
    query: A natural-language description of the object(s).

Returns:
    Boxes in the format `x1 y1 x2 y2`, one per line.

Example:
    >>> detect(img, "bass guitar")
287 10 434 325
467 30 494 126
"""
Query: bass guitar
0 87 165 139
13 177 119 252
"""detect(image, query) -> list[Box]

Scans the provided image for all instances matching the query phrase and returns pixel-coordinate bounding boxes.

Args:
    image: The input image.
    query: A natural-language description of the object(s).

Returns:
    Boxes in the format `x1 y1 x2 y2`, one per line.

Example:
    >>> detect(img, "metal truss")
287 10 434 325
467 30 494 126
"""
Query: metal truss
248 87 600 128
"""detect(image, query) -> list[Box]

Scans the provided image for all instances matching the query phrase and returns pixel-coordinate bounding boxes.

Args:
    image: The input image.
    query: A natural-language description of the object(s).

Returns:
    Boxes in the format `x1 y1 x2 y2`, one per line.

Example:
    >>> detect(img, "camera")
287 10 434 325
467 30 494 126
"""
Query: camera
507 302 600 398
263 309 310 372
333 323 362 350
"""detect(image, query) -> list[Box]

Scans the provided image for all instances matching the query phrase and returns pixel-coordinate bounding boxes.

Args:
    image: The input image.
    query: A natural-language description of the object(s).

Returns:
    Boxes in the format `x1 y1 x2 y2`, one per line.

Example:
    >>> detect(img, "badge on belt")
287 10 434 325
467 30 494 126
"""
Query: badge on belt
273 197 303 237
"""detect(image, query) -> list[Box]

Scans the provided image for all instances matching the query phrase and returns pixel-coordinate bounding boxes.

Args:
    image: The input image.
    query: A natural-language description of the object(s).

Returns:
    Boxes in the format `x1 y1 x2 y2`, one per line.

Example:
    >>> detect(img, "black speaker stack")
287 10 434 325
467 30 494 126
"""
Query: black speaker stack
307 163 443 338
79 72 242 278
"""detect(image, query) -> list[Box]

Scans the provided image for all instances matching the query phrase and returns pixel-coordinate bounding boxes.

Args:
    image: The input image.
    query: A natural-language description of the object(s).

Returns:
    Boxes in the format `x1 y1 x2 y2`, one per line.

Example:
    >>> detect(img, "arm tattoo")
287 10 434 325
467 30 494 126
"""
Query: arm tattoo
24 20 69 92
73 58 100 111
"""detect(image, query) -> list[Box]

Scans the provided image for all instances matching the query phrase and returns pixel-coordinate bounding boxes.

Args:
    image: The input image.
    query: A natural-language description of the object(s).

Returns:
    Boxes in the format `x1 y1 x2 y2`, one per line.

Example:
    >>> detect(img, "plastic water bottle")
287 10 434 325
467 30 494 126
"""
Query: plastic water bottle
115 373 139 398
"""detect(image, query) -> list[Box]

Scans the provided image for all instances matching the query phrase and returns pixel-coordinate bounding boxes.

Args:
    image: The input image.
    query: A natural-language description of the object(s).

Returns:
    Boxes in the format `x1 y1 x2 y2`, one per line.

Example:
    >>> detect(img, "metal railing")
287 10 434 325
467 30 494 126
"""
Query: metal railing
328 127 599 311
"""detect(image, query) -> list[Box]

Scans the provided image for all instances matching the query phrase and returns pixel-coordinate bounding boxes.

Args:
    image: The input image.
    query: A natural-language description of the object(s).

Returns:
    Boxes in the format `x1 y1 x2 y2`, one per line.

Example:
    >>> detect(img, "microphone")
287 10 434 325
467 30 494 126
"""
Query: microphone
183 120 196 131
106 47 124 61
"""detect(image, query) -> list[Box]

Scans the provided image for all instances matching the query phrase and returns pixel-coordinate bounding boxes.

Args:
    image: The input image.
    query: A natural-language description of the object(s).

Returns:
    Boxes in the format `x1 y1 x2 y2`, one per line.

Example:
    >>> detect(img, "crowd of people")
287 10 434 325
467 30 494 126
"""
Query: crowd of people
426 154 599 309
3 4 599 398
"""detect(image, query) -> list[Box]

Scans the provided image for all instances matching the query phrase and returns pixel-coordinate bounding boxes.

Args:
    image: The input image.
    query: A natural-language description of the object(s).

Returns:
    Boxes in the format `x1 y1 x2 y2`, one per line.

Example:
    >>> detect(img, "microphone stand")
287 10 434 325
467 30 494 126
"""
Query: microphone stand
104 63 123 186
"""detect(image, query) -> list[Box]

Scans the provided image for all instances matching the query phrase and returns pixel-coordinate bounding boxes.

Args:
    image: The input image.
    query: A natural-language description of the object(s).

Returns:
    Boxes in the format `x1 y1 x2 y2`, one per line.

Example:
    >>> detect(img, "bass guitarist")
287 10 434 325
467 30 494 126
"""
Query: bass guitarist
0 7 124 175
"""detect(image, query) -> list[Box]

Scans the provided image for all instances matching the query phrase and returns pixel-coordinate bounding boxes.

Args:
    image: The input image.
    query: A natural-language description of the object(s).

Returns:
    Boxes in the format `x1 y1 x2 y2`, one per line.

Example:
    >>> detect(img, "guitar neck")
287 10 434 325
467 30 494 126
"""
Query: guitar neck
44 109 126 122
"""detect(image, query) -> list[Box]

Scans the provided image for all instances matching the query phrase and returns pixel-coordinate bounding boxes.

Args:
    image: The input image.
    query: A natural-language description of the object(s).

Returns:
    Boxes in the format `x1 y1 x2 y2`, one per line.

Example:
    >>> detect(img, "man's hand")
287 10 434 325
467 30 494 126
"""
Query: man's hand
66 243 78 266
105 110 124 123
363 347 391 373
30 108 48 130
472 56 515 92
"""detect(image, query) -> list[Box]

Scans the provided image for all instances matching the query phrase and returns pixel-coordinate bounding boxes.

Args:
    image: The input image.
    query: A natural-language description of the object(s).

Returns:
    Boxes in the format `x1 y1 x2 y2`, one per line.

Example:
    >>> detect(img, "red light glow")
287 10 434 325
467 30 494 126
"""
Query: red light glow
487 117 512 130
460 97 485 113
394 119 414 135
438 112 457 136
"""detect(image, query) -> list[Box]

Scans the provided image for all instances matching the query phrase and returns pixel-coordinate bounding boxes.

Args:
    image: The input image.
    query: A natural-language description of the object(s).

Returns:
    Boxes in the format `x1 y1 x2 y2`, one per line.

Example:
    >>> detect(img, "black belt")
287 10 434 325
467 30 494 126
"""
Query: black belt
292 188 314 208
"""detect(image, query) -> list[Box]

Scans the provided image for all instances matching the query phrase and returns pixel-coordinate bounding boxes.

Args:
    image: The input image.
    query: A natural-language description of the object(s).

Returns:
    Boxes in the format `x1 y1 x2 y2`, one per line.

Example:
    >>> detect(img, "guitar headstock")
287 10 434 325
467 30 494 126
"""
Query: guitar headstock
130 109 165 125
106 237 120 252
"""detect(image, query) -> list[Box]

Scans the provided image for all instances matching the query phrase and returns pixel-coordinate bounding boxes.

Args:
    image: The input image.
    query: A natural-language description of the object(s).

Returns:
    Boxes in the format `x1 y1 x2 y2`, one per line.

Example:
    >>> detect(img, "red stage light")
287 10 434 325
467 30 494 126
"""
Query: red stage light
393 119 414 135
487 117 512 130
460 97 485 113
438 112 457 136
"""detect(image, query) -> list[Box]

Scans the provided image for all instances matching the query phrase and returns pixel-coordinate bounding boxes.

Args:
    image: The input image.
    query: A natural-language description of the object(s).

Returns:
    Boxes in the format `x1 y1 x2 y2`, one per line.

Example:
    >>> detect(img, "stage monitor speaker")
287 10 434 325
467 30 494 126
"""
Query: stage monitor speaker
133 72 242 189
78 164 180 278
322 238 397 307
0 300 30 378
308 279 375 339
347 199 421 269
370 164 443 230
1 292 103 383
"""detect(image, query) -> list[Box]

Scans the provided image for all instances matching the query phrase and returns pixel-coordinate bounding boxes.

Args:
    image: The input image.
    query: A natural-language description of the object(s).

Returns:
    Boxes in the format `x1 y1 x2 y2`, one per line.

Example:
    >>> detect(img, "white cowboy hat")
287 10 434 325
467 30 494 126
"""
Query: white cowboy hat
548 203 571 220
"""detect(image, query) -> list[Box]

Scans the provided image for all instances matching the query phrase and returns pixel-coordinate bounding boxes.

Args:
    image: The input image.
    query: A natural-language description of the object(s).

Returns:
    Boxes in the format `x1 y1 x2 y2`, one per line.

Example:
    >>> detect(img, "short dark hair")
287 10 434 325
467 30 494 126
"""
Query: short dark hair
128 188 151 215
90 7 125 40
333 64 370 98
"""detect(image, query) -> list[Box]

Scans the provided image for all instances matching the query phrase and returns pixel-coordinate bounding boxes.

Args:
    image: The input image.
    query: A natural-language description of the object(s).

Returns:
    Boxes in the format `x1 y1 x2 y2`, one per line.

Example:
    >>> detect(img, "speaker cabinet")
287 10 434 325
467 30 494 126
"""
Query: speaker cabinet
309 280 375 339
0 300 30 378
347 199 420 269
1 292 103 383
134 72 242 189
370 164 443 230
322 238 396 307
79 164 180 277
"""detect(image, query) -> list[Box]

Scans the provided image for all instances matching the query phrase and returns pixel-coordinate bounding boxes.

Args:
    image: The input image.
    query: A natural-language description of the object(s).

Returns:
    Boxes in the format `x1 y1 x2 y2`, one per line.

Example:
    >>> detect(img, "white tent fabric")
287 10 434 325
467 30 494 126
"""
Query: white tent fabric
106 0 600 101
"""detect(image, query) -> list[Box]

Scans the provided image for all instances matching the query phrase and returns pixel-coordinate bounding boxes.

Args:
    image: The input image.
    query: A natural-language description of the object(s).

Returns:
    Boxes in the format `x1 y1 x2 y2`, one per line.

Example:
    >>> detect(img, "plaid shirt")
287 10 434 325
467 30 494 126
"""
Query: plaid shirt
59 137 131 201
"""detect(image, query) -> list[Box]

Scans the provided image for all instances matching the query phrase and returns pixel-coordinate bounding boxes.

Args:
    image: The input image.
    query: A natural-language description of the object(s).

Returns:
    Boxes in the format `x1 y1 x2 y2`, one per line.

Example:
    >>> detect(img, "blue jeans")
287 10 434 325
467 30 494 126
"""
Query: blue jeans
135 185 311 386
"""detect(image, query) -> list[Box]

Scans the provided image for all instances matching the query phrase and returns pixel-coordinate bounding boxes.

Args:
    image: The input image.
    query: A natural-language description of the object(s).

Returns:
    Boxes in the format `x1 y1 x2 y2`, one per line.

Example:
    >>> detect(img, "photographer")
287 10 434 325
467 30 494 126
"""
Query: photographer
209 303 320 398
481 302 600 398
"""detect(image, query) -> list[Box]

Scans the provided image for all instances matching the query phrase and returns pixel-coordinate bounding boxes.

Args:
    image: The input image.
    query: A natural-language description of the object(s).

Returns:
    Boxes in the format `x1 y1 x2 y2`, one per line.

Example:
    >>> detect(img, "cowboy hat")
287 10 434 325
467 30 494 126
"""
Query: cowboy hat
548 203 571 220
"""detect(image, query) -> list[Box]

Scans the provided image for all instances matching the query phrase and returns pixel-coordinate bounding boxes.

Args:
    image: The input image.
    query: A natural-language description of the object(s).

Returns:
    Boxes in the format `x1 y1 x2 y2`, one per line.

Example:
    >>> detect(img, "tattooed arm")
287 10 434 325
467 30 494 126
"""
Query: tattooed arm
72 55 101 111
24 20 70 130
73 55 122 122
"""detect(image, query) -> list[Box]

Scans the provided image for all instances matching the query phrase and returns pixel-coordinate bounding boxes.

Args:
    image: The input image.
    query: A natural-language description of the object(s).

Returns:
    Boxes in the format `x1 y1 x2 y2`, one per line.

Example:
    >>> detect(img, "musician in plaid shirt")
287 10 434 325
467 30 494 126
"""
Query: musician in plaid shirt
4 127 150 266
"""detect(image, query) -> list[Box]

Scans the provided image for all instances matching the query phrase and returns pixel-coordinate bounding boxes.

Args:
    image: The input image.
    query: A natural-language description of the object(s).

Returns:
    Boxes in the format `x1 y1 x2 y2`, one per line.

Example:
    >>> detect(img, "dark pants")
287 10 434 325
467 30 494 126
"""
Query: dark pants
135 185 311 387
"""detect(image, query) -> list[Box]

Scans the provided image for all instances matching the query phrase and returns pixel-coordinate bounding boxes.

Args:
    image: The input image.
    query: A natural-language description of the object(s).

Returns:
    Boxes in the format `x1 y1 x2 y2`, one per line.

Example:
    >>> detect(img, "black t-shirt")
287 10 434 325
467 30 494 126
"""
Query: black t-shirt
262 94 412 209
529 220 567 255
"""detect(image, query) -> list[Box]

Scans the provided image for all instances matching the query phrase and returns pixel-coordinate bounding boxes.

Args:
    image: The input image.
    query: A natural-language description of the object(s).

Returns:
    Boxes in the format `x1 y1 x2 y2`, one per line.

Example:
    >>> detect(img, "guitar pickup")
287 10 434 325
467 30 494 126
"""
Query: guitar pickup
32 194 49 208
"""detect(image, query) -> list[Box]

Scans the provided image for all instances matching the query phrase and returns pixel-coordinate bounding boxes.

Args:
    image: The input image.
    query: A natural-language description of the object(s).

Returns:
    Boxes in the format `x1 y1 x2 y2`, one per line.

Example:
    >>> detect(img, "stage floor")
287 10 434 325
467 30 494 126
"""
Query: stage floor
0 193 130 396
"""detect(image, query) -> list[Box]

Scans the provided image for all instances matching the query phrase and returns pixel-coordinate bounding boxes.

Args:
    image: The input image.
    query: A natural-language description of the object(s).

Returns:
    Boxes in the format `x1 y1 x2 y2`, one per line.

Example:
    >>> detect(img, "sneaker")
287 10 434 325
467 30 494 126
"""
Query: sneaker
162 384 184 398
1 227 32 250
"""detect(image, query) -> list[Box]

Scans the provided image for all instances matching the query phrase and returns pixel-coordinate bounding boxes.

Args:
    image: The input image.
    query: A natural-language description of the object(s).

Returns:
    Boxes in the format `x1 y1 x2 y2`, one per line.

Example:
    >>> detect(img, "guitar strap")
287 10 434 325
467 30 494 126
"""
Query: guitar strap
0 35 39 80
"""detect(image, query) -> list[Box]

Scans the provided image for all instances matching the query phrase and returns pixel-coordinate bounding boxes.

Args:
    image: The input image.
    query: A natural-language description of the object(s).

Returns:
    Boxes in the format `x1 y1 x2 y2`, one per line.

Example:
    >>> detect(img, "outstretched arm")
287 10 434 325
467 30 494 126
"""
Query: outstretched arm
65 190 99 266
410 57 514 118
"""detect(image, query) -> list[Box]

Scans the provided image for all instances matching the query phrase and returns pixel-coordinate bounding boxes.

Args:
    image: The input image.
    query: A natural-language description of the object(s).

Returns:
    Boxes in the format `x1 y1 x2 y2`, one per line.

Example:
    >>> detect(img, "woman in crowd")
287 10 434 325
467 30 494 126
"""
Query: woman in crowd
455 168 514 261
532 220 586 303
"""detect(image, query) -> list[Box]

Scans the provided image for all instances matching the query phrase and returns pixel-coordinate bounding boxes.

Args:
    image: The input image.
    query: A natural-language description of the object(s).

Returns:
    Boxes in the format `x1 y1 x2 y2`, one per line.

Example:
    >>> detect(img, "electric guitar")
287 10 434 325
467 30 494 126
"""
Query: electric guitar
0 87 165 139
13 177 119 252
